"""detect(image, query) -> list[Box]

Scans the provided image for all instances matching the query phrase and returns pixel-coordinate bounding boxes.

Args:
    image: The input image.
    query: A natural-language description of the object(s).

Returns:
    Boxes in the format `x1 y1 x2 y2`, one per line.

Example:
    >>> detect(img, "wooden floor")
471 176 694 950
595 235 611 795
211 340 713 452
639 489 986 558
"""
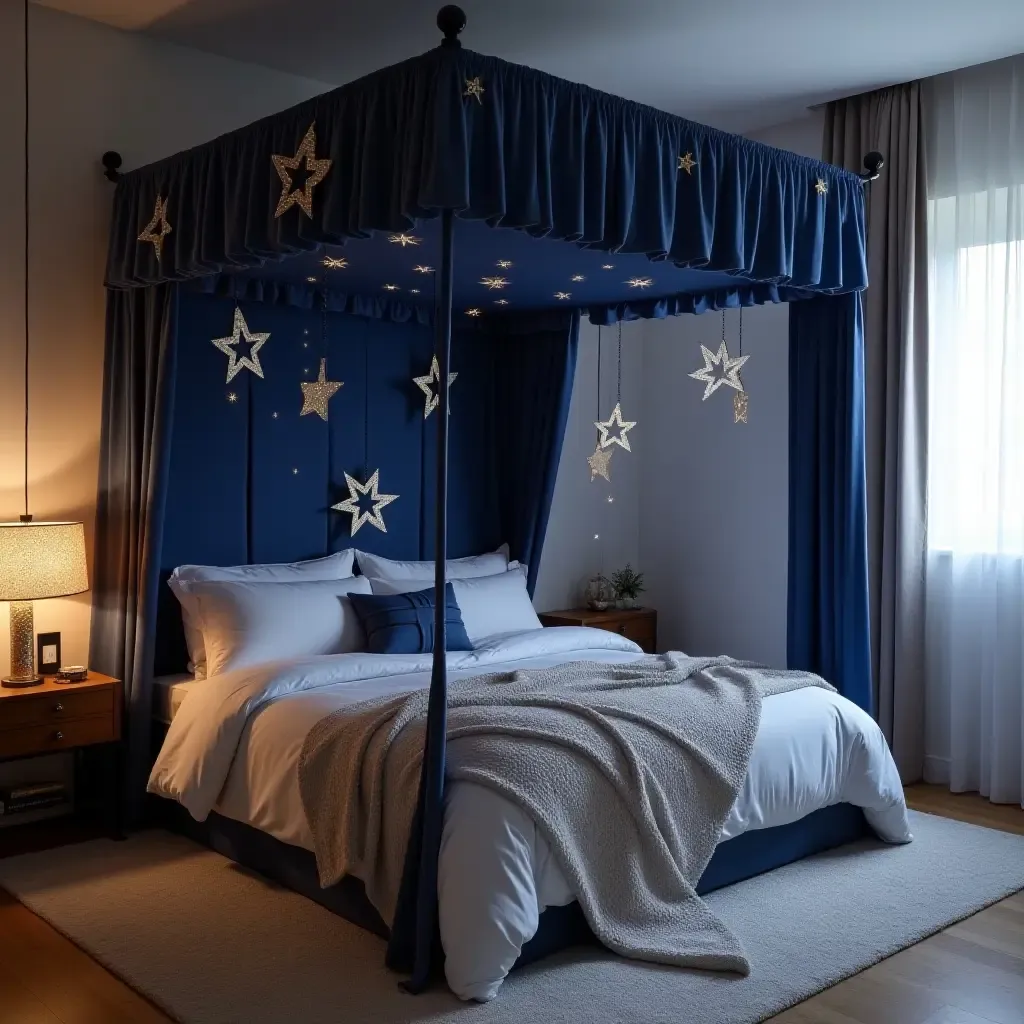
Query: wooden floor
0 785 1020 1024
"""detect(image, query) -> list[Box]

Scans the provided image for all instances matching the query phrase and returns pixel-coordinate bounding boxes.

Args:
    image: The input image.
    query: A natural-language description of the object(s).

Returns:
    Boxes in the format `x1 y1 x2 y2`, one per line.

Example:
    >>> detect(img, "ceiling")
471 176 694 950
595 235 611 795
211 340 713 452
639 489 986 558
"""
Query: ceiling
37 0 1024 131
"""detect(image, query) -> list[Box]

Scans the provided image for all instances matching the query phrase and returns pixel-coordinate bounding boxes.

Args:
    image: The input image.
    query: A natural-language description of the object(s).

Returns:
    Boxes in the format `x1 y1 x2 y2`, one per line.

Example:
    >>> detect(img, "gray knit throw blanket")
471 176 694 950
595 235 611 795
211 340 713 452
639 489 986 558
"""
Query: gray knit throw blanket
298 653 835 974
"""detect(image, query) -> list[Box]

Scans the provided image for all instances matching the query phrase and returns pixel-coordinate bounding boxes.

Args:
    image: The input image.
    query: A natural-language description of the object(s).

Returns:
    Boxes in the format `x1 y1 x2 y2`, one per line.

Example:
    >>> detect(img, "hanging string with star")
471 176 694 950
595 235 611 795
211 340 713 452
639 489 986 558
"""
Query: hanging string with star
594 320 637 452
689 308 749 402
733 307 749 425
300 290 342 421
588 326 613 482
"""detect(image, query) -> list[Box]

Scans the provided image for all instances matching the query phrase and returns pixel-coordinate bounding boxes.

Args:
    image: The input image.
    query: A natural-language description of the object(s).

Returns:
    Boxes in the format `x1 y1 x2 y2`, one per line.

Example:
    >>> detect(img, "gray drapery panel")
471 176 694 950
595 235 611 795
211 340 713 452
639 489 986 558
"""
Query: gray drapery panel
89 284 178 823
823 85 929 781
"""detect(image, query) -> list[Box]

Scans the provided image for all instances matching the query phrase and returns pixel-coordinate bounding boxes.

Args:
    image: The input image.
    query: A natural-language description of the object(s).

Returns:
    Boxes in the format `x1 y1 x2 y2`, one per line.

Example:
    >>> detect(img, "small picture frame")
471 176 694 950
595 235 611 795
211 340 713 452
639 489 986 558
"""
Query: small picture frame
37 632 61 676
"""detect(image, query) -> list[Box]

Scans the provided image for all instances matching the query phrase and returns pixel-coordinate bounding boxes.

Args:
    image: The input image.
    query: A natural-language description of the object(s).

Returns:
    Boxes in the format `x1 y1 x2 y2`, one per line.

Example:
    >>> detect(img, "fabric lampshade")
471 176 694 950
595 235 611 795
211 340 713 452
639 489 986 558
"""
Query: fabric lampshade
0 521 89 601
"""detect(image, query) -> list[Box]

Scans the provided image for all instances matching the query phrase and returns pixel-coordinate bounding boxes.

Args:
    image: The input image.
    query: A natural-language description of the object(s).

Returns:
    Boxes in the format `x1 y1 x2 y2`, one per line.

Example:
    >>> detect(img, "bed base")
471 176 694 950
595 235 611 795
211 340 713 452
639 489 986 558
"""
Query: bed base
155 797 869 970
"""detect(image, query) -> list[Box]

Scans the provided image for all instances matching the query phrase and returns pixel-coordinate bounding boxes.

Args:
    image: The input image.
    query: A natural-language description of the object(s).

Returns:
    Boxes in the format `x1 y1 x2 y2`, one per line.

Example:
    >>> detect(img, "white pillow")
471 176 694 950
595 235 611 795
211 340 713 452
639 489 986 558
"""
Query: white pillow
169 550 356 678
175 576 372 679
354 544 509 582
369 569 541 644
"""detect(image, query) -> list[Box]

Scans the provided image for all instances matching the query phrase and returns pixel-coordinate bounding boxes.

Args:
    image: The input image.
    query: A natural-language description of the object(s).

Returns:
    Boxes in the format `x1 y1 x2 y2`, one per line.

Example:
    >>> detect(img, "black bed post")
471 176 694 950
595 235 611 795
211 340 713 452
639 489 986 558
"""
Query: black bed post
404 205 455 992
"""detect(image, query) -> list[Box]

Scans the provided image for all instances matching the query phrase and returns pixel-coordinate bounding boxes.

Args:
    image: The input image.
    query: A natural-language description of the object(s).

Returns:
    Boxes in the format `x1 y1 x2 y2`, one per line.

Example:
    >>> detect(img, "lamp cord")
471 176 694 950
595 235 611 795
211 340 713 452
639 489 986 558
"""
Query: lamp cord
22 0 30 520
596 326 601 419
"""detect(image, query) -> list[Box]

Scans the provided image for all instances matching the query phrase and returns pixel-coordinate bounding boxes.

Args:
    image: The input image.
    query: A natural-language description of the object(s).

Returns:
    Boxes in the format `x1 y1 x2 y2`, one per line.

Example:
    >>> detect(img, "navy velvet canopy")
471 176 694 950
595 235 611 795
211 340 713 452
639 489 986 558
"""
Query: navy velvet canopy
94 6 873 996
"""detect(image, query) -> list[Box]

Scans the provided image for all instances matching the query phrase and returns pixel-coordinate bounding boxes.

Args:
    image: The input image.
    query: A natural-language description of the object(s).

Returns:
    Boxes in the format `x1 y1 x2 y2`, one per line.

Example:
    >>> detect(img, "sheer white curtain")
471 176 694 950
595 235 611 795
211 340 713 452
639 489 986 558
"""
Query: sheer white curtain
924 55 1024 806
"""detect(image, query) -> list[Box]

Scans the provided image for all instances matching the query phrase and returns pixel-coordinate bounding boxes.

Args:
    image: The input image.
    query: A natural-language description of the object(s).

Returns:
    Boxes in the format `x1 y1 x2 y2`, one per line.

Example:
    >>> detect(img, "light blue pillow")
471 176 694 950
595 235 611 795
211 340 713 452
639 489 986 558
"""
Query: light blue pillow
348 582 473 654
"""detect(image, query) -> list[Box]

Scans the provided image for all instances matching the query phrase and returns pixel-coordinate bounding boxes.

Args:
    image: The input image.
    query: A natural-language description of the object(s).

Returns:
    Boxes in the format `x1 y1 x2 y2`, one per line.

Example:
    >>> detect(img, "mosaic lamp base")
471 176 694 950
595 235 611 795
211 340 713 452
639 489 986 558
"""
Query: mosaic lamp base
2 600 42 688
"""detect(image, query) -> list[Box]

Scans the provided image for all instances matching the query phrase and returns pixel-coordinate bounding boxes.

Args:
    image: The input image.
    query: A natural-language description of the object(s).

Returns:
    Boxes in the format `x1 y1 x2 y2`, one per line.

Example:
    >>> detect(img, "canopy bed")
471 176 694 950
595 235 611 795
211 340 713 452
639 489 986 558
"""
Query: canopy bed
92 6 907 1002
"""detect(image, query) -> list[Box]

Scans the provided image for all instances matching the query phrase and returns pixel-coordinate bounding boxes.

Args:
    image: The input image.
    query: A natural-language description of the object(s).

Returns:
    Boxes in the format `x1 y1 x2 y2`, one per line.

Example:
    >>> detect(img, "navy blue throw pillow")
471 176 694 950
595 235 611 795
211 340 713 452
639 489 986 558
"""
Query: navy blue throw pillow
349 582 473 654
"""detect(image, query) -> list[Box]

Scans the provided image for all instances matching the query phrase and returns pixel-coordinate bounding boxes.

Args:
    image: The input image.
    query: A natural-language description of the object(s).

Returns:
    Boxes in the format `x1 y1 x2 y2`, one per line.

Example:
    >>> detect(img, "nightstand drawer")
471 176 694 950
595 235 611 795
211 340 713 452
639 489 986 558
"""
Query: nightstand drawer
0 687 114 730
0 715 117 759
614 619 656 652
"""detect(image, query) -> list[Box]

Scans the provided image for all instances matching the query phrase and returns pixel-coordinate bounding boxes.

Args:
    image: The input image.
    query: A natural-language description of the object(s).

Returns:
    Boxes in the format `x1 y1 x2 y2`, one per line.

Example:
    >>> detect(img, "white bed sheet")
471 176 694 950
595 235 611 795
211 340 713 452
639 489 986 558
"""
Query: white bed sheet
152 629 911 1002
153 673 200 723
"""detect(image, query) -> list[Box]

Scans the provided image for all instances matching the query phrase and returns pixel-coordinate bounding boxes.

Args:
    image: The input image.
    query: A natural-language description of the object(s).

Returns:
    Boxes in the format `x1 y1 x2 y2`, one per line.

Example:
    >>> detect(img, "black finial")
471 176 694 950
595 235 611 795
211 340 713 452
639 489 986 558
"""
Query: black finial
859 151 884 183
437 5 466 47
101 151 123 183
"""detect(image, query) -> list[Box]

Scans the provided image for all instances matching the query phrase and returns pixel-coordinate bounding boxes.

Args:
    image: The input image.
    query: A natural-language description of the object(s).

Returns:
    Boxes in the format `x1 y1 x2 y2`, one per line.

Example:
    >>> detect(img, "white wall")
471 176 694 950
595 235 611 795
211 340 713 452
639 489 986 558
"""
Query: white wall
0 5 330 675
534 320 643 612
635 110 824 664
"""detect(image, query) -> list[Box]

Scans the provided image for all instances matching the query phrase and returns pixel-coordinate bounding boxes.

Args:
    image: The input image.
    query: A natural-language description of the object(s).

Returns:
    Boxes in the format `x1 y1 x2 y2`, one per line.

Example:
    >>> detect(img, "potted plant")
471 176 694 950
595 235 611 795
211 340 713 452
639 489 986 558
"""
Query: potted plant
610 564 645 610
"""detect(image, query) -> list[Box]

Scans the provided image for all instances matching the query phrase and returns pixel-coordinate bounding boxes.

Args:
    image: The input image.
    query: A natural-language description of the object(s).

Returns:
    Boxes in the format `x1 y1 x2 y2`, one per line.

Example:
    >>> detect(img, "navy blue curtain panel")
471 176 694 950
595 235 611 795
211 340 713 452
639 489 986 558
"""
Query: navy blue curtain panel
787 293 872 712
89 284 179 822
491 312 580 595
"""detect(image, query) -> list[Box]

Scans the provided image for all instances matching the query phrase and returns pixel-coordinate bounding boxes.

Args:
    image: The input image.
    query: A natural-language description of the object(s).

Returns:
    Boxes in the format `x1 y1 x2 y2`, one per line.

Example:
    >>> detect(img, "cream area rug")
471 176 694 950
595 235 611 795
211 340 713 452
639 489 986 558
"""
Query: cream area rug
1 810 1022 1024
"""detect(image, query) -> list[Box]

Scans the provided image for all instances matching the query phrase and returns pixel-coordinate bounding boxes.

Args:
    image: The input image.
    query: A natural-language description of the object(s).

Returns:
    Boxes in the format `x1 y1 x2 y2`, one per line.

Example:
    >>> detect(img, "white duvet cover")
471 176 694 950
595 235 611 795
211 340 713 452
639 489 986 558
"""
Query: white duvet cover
149 627 911 1001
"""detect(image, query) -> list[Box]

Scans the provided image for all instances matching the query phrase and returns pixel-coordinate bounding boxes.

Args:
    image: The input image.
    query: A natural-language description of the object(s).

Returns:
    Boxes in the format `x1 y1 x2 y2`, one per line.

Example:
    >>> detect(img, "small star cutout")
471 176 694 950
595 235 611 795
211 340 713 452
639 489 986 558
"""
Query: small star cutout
626 277 654 289
480 276 509 290
306 276 318 283
588 445 613 482
272 412 279 419
413 265 434 274
495 299 509 305
383 284 400 291
272 123 332 219
496 260 513 269
678 151 697 175
138 195 172 261
410 288 421 294
227 392 238 404
815 177 828 196
332 470 399 535
292 468 299 475
555 292 572 300
571 274 586 282
211 307 270 383
466 308 482 317
389 233 421 247
464 77 485 104
299 357 343 421
602 264 615 270
688 341 750 401
594 403 637 451
323 256 348 269
413 355 458 418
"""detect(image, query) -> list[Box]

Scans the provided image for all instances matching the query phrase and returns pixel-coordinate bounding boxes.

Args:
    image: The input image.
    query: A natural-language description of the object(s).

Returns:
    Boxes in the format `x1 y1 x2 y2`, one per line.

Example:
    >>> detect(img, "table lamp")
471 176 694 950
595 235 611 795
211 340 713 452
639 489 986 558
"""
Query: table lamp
0 519 89 688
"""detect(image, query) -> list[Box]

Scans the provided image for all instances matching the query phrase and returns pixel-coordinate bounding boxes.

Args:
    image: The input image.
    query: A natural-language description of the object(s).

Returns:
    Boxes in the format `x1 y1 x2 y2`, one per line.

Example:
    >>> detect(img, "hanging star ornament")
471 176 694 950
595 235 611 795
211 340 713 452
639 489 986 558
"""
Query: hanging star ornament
588 445 613 482
211 307 270 382
815 177 828 196
464 77 485 104
272 123 333 218
688 342 750 401
322 256 348 269
678 151 697 175
138 195 172 261
331 470 399 535
733 391 749 424
413 355 458 418
299 357 343 421
594 403 637 452
480 276 509 290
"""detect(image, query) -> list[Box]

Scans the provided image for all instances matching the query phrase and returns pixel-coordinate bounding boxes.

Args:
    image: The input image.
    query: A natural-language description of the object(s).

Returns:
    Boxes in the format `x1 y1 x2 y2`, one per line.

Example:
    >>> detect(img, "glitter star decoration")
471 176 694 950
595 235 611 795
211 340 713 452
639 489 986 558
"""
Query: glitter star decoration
626 277 654 289
688 341 750 401
211 307 270 383
331 470 398 535
227 392 238 404
595 403 637 452
299 357 343 421
602 264 615 270
495 299 509 306
588 445 613 482
464 77 485 104
323 256 348 269
413 265 434 274
389 233 421 247
466 308 482 317
272 123 333 219
733 391 749 424
480 276 509 290
383 283 400 291
138 195 172 261
815 177 828 196
413 355 458 418
571 274 586 282
678 151 697 175
496 260 513 269
555 292 572 300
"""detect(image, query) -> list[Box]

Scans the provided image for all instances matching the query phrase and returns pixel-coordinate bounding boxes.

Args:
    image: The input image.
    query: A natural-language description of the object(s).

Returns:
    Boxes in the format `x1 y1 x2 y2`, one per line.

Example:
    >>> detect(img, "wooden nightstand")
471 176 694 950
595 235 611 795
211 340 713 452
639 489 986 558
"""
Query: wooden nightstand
0 673 123 842
538 607 657 653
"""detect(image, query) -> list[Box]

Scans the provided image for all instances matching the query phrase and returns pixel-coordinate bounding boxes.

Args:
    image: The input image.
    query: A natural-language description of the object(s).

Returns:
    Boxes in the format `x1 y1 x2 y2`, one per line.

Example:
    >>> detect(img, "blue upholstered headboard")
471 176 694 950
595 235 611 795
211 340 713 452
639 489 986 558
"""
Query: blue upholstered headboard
155 291 508 674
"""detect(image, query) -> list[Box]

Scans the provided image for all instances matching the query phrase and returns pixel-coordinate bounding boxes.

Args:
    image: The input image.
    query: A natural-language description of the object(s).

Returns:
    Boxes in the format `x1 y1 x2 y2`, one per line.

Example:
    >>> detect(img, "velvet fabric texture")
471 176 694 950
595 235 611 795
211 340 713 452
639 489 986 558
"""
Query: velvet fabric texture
349 583 472 654
89 285 179 821
788 293 872 713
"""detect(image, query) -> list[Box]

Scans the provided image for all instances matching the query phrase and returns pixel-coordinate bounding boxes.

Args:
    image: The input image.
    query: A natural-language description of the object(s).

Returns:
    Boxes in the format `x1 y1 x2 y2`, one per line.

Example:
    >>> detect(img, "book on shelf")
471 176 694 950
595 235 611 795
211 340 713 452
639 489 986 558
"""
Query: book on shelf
0 781 68 816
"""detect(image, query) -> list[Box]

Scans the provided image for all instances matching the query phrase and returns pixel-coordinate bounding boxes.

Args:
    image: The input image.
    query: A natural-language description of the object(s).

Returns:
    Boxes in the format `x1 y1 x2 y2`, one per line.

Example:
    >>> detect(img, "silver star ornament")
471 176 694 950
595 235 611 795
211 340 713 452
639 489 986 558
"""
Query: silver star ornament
413 355 458 418
211 307 270 382
594 403 637 452
688 341 749 401
331 470 399 535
